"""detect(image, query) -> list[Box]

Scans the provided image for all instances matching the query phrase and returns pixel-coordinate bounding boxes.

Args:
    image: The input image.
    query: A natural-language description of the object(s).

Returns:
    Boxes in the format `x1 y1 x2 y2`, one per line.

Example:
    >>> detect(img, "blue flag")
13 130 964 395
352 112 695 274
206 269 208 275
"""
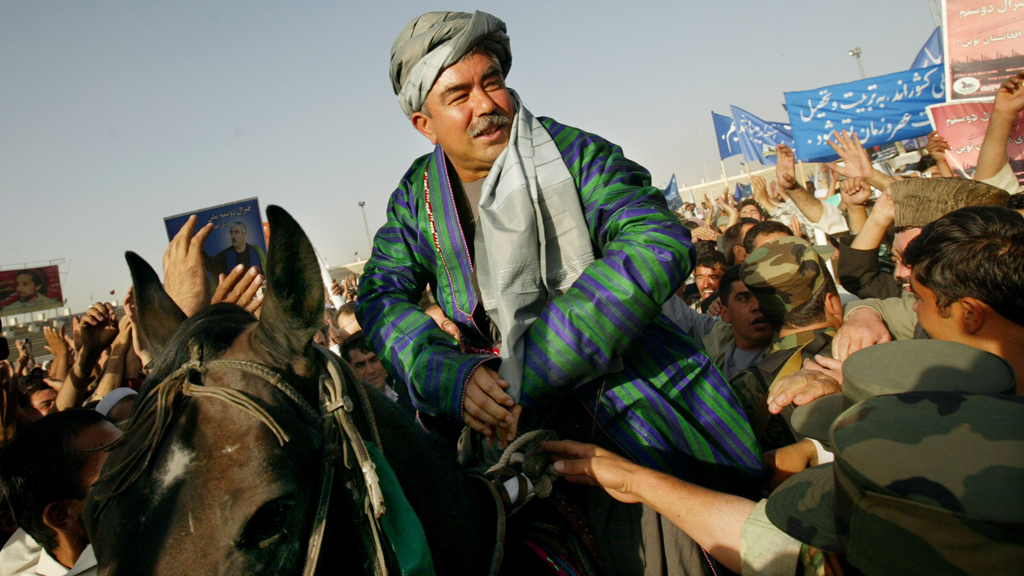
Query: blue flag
784 65 944 162
910 27 943 70
733 182 752 203
713 112 742 159
662 174 682 211
730 106 796 165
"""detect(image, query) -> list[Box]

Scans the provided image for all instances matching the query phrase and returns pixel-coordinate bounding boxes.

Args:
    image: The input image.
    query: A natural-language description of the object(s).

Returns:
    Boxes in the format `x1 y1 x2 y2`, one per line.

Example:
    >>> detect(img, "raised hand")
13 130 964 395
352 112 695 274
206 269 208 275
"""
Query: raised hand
826 130 874 180
924 131 951 157
43 325 70 381
124 286 154 368
691 225 720 242
775 143 799 190
212 265 265 315
839 177 872 207
79 302 120 358
993 71 1024 118
751 175 779 210
163 214 214 317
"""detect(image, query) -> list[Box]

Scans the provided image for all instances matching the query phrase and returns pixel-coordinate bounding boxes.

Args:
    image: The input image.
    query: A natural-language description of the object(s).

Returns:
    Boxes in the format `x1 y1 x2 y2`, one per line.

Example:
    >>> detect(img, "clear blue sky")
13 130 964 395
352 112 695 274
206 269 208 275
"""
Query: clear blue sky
0 1 937 312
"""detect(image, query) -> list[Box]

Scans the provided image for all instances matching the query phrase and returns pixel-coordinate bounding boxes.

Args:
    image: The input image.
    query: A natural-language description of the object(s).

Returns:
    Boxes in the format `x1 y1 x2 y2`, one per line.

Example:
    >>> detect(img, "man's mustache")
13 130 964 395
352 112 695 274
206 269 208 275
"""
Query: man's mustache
468 113 511 137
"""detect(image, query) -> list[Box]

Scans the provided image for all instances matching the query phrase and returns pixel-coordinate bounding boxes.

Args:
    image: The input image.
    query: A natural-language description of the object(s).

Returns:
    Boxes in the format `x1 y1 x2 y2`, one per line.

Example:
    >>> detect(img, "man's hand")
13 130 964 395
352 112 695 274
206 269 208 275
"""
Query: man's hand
775 144 800 190
705 297 723 317
43 326 71 381
924 131 951 158
787 214 803 239
826 130 874 180
424 304 462 343
763 439 819 491
803 354 844 386
163 214 214 317
212 265 265 315
123 286 154 368
993 71 1024 118
463 365 520 446
543 440 645 504
839 177 871 208
750 175 779 211
832 307 892 361
79 303 120 358
691 225 720 242
766 369 841 415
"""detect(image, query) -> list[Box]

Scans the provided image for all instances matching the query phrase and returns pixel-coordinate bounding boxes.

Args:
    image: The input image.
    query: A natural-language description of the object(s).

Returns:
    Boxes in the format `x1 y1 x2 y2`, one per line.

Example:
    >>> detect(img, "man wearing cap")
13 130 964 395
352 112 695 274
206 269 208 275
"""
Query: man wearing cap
358 10 762 490
727 236 843 451
545 390 1024 575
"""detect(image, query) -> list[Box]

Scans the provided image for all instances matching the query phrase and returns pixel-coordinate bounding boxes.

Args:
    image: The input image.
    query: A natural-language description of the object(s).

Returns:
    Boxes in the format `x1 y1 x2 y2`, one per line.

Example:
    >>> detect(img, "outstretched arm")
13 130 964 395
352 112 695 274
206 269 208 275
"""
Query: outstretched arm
544 440 754 574
975 71 1024 182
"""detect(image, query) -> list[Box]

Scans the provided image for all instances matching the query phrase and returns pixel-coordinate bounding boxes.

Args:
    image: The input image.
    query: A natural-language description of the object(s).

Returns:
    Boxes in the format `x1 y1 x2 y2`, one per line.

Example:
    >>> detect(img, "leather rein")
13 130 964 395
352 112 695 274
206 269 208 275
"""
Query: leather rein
95 341 394 576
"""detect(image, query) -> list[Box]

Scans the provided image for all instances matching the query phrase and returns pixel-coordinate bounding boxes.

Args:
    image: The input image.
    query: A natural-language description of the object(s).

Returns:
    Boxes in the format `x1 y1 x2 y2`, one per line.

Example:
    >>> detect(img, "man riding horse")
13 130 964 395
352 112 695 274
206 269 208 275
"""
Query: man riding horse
358 10 762 492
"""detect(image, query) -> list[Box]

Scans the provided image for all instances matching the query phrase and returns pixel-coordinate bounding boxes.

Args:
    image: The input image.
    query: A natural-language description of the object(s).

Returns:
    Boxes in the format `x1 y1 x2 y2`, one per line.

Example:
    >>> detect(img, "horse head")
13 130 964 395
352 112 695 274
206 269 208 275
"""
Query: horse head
85 206 339 575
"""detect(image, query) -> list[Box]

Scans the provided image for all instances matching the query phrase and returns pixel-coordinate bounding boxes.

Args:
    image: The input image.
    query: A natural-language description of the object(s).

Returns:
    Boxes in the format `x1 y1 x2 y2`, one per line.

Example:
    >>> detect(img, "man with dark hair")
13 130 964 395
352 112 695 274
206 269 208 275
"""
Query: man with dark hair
903 206 1024 392
728 237 843 450
2 270 59 316
721 217 759 267
664 266 776 379
340 333 413 413
0 409 121 575
742 220 793 255
688 249 727 308
737 198 765 221
16 373 57 424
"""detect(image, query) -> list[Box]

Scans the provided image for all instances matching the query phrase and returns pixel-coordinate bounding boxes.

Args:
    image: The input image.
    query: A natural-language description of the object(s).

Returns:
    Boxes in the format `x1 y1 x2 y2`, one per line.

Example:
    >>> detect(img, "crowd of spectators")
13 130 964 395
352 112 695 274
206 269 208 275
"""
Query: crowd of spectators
1 51 1023 576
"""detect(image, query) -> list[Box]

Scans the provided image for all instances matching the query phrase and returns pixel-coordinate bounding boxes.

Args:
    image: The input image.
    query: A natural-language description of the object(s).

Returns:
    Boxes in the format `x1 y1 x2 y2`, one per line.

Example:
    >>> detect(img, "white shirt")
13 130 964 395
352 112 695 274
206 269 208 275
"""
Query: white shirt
0 530 96 576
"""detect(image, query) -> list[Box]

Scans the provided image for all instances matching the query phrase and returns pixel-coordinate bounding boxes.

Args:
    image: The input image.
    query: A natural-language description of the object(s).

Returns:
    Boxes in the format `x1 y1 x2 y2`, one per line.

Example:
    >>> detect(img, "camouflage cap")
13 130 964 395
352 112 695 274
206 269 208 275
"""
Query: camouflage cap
790 340 1016 442
739 236 828 325
892 177 1010 228
767 392 1024 574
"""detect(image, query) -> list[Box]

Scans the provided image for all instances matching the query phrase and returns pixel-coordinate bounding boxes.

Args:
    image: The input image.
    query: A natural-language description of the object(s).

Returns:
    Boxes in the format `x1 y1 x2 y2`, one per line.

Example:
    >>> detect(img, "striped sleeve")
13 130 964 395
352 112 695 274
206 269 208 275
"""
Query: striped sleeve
518 120 696 407
357 158 494 418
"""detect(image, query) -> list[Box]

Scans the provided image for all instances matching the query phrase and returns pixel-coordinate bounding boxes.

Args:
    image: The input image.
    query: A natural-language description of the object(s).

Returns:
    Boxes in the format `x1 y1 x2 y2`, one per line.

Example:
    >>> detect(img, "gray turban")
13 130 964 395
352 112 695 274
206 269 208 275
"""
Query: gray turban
390 11 512 119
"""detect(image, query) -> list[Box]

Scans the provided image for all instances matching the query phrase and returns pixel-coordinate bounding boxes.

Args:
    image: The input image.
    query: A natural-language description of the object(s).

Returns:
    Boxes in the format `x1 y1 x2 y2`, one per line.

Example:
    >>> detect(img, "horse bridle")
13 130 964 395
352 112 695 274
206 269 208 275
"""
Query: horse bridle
94 341 394 576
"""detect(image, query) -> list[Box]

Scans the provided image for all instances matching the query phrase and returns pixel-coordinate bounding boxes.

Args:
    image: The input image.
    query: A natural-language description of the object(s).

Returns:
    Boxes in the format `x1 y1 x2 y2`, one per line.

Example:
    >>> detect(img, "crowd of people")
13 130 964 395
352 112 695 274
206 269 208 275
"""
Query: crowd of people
1 9 1023 576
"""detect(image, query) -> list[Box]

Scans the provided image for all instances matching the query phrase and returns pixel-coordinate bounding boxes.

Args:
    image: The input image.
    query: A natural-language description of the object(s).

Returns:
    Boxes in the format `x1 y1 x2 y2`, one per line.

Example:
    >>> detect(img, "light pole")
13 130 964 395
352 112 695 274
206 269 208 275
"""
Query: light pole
358 201 372 258
848 47 866 79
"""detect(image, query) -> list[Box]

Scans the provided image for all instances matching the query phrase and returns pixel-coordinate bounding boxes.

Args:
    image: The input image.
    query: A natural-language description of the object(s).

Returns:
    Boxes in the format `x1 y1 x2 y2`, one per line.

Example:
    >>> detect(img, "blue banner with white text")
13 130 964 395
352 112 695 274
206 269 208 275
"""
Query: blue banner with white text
730 106 795 165
784 65 945 162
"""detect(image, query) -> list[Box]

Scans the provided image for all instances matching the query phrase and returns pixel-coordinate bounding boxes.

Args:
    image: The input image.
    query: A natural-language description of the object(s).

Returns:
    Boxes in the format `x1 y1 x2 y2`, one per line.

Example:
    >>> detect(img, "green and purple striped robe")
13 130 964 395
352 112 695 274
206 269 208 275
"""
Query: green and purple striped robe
358 117 762 490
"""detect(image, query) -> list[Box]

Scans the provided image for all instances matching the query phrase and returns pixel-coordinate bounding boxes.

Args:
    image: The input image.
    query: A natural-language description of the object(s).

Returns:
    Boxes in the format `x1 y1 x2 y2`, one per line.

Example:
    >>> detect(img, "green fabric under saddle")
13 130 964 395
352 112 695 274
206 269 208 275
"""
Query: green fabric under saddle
367 444 436 576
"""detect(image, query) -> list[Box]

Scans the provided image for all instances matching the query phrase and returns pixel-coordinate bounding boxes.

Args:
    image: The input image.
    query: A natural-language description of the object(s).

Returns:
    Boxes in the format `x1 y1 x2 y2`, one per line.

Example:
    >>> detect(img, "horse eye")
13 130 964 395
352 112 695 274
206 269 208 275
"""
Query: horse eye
238 497 295 550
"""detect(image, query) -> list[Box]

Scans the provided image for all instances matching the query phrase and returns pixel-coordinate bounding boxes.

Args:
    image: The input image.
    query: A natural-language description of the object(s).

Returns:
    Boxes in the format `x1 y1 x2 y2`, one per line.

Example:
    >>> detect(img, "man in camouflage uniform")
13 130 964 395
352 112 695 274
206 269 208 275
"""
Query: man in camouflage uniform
728 236 844 451
545 390 1024 576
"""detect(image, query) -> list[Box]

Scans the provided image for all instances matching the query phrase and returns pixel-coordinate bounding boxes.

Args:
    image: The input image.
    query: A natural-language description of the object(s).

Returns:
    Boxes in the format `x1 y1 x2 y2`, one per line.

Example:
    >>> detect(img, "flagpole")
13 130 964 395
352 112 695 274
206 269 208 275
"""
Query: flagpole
720 160 729 188
797 161 807 189
696 128 711 186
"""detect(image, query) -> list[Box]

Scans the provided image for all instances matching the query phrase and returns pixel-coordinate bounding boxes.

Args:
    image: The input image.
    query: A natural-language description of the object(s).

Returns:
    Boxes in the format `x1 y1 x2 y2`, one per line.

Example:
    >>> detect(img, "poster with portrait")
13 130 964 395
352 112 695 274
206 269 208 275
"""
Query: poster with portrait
943 0 1024 102
927 101 1024 181
164 198 267 289
0 265 63 317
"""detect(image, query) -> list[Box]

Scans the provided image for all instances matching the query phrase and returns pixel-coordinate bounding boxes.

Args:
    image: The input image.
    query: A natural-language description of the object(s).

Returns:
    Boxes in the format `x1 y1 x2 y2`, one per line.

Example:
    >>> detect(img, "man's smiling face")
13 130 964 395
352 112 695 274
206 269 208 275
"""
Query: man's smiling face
411 50 514 181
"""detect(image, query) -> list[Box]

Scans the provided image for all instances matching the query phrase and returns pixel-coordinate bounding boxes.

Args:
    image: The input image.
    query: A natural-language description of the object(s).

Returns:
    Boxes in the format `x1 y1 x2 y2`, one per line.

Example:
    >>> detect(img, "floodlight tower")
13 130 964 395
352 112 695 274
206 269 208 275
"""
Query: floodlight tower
358 201 372 257
849 48 866 79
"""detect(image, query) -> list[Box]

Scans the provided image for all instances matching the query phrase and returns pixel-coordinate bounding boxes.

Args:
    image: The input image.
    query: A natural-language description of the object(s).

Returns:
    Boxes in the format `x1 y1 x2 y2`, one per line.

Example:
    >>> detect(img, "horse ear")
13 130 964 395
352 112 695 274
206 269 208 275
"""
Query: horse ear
125 251 186 355
253 206 325 367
